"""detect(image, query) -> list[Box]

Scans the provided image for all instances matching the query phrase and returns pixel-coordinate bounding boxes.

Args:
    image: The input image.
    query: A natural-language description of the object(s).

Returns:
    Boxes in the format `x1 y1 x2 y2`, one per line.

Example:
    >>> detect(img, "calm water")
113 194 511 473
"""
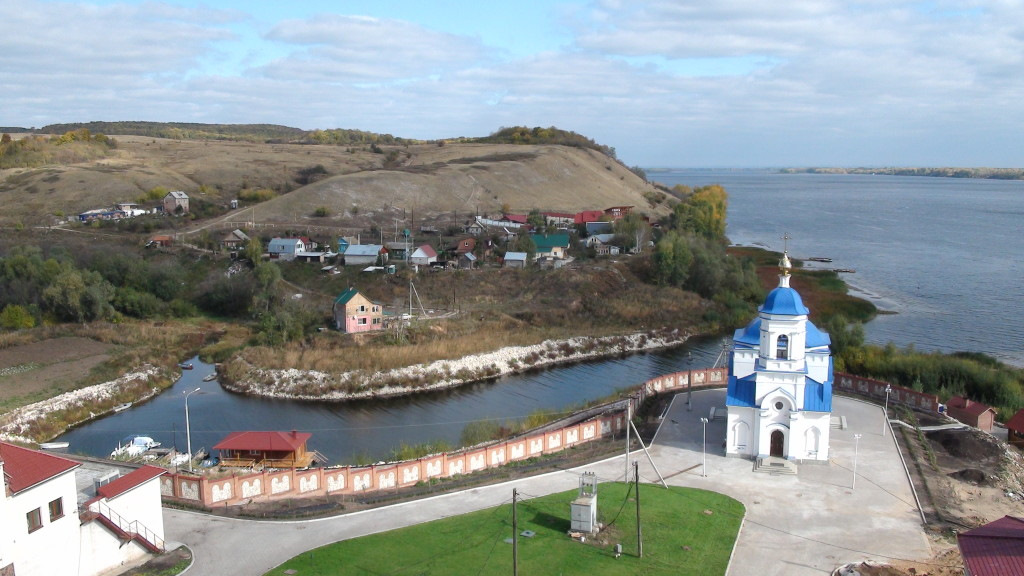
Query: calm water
58 170 1024 462
651 169 1024 366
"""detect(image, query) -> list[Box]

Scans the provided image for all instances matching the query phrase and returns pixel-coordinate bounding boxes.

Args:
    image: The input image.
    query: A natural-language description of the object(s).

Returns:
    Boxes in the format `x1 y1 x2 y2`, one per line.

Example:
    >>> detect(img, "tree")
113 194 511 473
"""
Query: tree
510 234 537 260
243 235 263 262
671 185 728 240
613 212 650 253
652 232 693 286
0 305 35 329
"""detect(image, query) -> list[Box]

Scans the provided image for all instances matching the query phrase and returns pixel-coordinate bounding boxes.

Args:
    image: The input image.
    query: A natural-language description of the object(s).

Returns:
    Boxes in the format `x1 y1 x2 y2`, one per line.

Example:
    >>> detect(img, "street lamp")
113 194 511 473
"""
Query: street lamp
700 417 709 477
686 351 694 411
184 387 201 473
852 433 862 490
883 384 892 436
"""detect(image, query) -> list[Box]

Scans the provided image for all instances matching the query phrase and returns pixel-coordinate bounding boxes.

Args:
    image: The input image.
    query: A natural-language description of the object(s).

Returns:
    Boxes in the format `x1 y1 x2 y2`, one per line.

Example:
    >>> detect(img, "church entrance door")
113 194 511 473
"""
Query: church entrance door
770 430 785 457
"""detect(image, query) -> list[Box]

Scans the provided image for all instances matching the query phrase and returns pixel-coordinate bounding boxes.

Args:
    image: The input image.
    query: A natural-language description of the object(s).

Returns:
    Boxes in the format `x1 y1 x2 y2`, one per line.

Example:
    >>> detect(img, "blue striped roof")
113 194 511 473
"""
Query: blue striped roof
726 375 757 408
806 321 832 348
760 286 809 316
803 379 833 412
734 318 760 346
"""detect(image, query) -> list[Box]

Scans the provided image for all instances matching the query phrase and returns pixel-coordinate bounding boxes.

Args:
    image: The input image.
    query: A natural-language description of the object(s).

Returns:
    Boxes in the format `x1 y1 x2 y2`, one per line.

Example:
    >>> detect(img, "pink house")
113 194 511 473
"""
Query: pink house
332 288 383 333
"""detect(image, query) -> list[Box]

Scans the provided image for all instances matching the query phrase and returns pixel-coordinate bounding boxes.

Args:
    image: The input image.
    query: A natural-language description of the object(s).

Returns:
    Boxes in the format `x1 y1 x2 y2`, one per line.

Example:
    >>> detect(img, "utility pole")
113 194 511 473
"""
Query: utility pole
512 488 518 576
625 399 631 481
634 460 643 558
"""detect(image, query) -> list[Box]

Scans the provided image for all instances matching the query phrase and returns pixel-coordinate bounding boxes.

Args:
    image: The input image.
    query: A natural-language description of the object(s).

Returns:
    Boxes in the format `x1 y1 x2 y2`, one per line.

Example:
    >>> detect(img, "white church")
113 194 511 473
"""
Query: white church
725 249 834 462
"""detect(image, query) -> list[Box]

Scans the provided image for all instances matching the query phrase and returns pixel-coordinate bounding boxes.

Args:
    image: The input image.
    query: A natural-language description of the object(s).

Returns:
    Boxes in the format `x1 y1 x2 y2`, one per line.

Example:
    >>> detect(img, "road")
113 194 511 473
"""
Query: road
165 390 931 575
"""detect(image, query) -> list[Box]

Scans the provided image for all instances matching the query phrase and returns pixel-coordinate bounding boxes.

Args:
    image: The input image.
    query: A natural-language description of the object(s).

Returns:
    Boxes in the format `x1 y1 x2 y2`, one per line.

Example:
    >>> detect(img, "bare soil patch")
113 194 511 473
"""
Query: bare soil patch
0 337 114 408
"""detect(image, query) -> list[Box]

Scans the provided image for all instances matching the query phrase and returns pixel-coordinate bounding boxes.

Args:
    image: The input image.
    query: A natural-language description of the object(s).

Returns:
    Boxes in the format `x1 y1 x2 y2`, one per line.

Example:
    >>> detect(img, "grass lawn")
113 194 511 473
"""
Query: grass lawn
265 482 744 576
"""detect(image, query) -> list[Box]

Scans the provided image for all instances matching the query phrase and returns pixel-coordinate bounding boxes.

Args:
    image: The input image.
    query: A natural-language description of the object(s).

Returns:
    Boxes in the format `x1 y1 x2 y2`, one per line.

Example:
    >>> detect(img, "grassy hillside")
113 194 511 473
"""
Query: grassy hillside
0 135 668 229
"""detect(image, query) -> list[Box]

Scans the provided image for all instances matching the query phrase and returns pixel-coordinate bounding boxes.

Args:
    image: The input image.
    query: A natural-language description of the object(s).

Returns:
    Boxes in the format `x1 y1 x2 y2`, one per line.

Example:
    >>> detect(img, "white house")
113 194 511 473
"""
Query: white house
268 238 306 261
725 251 834 463
409 244 438 266
0 443 166 576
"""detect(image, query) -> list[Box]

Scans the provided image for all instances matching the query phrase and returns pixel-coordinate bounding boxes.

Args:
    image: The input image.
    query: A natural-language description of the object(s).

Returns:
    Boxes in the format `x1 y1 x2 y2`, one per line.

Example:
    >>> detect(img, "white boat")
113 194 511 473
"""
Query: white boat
39 441 70 452
202 373 217 382
113 402 132 412
110 435 161 458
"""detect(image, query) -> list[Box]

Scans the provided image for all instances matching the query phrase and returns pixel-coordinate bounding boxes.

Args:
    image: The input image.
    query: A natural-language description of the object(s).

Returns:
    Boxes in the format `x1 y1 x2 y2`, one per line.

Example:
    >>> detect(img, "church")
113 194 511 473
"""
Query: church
725 248 834 462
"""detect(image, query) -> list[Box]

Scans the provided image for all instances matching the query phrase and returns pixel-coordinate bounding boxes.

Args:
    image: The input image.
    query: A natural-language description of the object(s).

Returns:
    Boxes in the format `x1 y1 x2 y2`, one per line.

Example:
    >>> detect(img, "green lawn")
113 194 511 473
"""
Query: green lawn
266 482 744 576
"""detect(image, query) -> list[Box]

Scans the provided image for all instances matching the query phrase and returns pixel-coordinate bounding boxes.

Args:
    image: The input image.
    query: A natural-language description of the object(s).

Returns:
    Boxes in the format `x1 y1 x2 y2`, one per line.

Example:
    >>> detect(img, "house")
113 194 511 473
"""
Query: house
532 233 571 260
504 252 528 268
0 443 165 576
946 396 998 432
465 221 485 235
162 190 189 215
458 252 477 269
1007 409 1024 446
410 244 438 266
385 241 412 261
453 237 477 256
343 244 387 267
220 229 250 251
332 287 383 332
957 515 1024 576
574 210 605 225
501 214 529 225
542 212 575 227
146 235 173 248
268 237 306 261
604 205 633 220
213 430 316 468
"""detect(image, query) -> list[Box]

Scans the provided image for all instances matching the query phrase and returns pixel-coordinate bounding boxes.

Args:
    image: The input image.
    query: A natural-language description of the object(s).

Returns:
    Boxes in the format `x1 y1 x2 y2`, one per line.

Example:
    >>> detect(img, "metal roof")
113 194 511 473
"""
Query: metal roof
958 516 1024 576
0 442 80 495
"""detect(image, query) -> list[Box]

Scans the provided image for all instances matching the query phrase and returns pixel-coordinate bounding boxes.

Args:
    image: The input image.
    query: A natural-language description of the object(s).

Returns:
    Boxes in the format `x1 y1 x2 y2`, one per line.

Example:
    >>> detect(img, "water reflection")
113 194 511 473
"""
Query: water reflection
57 336 728 464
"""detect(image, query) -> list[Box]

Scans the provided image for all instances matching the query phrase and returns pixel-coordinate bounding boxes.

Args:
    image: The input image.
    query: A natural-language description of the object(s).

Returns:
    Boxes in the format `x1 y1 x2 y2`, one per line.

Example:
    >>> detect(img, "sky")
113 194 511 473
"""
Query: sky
2 0 1022 167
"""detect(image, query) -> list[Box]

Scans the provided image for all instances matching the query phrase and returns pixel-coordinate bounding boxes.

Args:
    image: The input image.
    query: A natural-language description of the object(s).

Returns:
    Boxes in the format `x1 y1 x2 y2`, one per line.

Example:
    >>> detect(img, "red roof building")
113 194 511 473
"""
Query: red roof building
96 465 166 500
0 442 79 494
958 516 1024 576
214 431 316 468
1007 409 1024 446
574 210 605 224
946 396 997 432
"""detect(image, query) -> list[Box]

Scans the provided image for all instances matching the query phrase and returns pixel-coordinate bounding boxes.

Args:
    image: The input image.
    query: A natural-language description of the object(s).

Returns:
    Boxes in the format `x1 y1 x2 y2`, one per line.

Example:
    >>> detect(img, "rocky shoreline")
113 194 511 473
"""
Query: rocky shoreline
224 329 691 401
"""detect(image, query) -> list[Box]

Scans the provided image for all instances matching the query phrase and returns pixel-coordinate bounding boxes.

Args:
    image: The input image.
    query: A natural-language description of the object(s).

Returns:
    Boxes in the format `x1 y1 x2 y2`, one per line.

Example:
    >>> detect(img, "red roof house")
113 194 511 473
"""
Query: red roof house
574 210 605 224
946 396 997 432
1007 409 1024 446
214 431 316 468
958 515 1024 576
0 441 80 494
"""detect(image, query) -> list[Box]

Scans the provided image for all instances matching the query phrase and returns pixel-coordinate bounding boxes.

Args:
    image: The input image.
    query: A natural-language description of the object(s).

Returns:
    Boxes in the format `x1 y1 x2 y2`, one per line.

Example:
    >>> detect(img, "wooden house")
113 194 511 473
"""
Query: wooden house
213 430 316 469
220 229 250 251
945 396 997 432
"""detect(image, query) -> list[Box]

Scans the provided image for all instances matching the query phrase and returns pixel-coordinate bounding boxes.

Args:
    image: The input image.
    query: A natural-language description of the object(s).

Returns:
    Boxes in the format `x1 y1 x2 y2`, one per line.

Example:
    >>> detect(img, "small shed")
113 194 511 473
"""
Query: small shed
958 515 1024 576
946 396 997 432
409 244 438 266
503 251 528 269
213 431 315 468
1006 409 1024 446
458 252 476 270
147 235 173 247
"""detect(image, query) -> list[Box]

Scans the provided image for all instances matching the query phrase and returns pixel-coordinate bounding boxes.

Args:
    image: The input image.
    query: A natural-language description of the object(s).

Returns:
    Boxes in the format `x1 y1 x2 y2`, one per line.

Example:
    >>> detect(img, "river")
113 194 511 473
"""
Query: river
57 170 1024 463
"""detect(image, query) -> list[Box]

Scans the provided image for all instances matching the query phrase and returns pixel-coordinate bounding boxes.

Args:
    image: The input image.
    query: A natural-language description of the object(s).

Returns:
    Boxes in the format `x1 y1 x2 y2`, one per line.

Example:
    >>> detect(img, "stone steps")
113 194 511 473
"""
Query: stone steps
753 456 798 475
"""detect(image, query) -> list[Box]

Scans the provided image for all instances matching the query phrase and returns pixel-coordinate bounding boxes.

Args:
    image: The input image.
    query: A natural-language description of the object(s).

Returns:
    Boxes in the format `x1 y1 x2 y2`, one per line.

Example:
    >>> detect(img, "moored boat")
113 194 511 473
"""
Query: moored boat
178 362 193 370
202 373 217 382
114 402 132 412
39 441 70 452
110 435 161 458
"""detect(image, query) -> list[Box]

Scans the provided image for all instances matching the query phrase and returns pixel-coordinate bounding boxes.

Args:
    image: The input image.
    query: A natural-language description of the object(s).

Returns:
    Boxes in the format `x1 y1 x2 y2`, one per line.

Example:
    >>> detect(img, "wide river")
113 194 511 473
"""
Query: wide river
57 170 1024 463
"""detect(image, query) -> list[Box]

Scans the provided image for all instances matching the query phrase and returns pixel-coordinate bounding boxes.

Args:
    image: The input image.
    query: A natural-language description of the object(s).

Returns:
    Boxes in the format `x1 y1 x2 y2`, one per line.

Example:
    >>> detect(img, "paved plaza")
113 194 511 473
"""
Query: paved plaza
165 389 931 575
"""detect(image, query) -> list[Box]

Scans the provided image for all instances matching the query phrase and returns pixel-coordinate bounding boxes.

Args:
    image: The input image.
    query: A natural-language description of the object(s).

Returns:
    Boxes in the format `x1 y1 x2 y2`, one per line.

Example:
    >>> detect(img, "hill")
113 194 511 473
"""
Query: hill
0 133 668 229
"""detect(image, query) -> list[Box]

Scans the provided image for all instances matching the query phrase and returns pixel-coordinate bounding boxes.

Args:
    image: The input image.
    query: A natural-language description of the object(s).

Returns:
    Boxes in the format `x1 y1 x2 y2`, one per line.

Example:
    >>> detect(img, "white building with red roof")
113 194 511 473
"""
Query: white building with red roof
0 442 166 576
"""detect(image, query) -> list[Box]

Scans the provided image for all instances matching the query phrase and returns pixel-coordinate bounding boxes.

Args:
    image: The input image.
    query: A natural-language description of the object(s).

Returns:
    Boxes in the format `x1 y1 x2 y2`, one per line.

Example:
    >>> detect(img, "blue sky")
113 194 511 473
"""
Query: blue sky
2 0 1022 167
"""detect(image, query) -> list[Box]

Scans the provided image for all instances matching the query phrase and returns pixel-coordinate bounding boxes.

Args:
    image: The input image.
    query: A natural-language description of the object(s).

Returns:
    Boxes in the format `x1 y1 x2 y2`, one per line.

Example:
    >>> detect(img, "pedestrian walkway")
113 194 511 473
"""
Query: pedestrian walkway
163 389 931 575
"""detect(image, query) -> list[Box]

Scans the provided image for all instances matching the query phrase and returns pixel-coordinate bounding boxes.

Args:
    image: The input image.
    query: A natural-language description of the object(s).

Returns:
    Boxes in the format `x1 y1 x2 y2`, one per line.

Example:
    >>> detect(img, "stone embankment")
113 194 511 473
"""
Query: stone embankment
224 329 690 401
0 365 163 444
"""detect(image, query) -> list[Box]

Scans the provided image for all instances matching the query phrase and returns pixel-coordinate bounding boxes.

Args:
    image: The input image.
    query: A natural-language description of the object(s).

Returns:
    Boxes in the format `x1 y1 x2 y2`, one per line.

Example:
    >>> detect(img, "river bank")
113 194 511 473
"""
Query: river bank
222 328 691 401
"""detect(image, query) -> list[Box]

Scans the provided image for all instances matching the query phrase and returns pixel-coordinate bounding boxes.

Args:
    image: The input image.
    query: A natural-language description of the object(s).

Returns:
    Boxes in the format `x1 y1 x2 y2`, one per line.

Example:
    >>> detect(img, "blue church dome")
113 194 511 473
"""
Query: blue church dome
760 286 810 316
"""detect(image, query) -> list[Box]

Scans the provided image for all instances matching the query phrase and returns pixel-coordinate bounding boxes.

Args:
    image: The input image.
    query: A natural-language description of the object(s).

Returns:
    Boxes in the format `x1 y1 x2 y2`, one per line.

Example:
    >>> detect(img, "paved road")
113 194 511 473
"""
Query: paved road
165 390 931 575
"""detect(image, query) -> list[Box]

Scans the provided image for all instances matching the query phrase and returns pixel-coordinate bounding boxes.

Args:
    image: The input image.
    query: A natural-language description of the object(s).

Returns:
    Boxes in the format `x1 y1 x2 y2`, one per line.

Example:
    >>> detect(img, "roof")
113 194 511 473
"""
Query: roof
502 214 528 224
575 210 606 224
734 318 761 346
760 286 810 316
726 375 757 407
0 442 79 495
803 379 833 412
334 287 361 306
165 190 188 199
504 251 528 261
269 238 303 251
947 396 996 417
345 244 384 257
805 321 832 348
226 229 250 241
214 431 312 452
411 245 437 258
1007 409 1024 433
461 253 477 261
533 233 571 251
958 516 1024 576
97 465 166 499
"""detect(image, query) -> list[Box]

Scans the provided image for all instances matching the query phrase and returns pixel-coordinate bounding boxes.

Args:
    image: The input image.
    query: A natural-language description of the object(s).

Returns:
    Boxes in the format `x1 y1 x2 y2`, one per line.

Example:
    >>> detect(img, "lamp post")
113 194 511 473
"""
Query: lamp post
184 387 201 473
883 384 892 436
686 351 694 411
852 433 862 490
700 417 709 477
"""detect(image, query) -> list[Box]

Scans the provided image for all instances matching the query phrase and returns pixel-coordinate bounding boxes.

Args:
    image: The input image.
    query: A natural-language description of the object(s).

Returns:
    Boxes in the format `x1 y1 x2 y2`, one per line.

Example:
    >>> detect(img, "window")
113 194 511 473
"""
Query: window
774 401 785 411
358 318 367 325
26 508 42 533
48 498 63 521
372 318 381 325
776 335 789 359
357 304 366 312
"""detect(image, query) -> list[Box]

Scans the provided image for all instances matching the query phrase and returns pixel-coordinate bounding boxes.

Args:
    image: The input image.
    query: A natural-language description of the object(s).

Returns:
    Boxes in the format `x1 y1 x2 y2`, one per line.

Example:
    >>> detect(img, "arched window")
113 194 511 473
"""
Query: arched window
776 334 789 359
732 421 750 451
